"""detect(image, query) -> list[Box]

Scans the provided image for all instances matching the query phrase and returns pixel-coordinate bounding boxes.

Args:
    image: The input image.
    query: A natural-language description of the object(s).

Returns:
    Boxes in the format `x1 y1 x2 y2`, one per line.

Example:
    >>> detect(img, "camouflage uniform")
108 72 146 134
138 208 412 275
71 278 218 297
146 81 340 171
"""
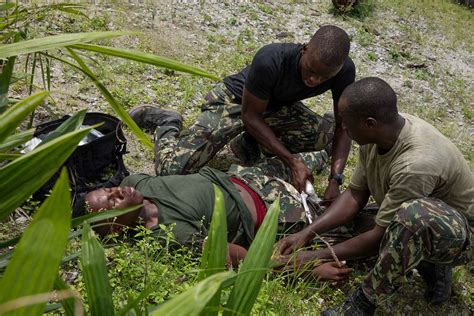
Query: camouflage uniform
361 197 471 305
155 110 331 233
154 82 335 176
228 151 329 234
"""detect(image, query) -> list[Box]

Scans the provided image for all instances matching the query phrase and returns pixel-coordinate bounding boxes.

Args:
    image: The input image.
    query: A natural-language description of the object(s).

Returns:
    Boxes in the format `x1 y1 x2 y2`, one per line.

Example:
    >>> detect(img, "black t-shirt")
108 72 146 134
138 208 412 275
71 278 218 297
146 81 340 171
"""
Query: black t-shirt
223 43 356 111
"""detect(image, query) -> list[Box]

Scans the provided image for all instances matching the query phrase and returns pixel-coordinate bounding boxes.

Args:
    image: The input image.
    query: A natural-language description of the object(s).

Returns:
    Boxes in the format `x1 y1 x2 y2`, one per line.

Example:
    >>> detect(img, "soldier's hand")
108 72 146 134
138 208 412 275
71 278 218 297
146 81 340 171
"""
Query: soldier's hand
290 159 313 193
313 261 353 281
274 250 319 273
276 230 312 255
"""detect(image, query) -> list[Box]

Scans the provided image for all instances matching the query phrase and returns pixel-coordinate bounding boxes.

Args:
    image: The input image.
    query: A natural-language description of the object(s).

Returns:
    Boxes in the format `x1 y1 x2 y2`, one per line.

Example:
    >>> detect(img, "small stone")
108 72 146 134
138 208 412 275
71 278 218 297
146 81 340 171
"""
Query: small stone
15 216 28 224
65 271 79 283
276 31 292 39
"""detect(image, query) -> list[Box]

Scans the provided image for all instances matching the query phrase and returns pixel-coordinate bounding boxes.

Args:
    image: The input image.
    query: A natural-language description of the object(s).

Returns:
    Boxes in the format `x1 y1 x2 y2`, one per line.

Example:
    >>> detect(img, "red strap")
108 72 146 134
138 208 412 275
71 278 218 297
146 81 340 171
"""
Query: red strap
229 177 267 231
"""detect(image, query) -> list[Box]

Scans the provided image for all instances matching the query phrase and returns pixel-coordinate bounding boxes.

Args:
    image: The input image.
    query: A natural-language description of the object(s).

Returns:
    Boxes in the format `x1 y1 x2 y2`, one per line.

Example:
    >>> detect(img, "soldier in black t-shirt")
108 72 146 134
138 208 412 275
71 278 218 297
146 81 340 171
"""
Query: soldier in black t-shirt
145 25 355 200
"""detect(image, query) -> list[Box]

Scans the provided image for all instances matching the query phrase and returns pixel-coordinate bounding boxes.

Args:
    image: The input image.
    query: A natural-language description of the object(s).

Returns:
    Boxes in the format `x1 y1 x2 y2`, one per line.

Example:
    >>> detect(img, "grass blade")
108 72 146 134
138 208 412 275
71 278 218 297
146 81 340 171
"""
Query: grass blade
224 197 280 316
0 168 72 316
71 43 221 81
81 222 115 316
0 126 94 220
0 31 127 59
67 48 153 149
151 271 234 316
72 205 142 227
0 91 48 143
0 128 34 152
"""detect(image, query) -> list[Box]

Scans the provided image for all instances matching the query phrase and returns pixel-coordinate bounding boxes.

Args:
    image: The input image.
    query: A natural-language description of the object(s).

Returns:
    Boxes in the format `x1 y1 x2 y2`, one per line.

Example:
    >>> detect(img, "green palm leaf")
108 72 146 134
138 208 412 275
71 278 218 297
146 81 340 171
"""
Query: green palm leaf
0 128 34 152
39 109 87 146
0 31 127 59
66 48 154 149
0 125 94 219
224 197 280 316
198 184 228 316
81 222 114 316
0 91 48 143
0 168 71 316
70 43 221 81
151 271 234 316
198 184 228 280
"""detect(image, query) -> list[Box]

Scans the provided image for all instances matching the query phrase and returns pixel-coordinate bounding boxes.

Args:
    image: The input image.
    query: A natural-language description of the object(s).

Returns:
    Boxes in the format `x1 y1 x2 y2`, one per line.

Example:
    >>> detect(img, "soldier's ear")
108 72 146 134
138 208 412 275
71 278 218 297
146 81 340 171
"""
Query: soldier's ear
365 117 377 129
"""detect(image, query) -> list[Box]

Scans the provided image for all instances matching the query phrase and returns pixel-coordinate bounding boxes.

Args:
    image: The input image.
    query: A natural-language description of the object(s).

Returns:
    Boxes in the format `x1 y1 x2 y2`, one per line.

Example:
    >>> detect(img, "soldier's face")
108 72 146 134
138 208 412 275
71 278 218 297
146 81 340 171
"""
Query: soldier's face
86 186 143 211
299 45 342 88
85 187 143 234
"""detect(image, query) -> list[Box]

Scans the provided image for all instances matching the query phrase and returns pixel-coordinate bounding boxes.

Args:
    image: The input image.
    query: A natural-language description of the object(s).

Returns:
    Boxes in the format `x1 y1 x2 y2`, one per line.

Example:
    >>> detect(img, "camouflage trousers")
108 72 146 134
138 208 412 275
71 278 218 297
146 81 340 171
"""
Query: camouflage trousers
228 150 329 234
362 197 471 305
154 82 335 176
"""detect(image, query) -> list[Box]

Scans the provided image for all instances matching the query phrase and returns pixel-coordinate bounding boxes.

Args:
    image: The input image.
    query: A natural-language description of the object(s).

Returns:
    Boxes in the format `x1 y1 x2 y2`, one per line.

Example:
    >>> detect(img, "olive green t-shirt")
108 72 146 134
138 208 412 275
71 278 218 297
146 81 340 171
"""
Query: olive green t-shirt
120 167 255 248
350 113 474 228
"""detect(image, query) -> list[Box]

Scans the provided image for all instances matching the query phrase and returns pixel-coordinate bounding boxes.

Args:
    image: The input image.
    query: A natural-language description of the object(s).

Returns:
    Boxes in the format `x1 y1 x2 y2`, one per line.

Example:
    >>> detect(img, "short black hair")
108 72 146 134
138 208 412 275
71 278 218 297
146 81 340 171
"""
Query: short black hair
341 77 398 124
308 25 350 68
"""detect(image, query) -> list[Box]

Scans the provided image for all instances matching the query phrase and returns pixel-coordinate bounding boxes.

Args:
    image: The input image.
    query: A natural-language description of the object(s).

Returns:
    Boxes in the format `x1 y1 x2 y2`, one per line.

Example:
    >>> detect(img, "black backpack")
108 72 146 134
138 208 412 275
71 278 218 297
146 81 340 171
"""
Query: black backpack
32 112 129 215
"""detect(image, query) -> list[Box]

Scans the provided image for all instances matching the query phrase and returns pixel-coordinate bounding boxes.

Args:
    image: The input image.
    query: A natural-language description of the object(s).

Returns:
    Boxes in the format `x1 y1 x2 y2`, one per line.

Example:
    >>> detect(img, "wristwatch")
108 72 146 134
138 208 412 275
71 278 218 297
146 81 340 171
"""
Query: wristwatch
329 173 344 185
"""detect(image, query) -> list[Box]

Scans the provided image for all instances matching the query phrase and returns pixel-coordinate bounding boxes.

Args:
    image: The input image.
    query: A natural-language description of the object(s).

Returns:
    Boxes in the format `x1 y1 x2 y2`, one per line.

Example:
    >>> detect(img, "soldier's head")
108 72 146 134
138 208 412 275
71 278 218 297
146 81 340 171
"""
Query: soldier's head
84 186 144 236
300 25 350 87
338 77 399 145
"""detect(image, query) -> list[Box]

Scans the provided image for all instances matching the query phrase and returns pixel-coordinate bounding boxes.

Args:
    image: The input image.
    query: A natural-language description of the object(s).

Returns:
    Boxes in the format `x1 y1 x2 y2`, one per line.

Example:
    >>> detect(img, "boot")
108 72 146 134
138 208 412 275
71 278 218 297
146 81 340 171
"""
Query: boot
321 286 375 316
128 105 182 132
417 261 452 305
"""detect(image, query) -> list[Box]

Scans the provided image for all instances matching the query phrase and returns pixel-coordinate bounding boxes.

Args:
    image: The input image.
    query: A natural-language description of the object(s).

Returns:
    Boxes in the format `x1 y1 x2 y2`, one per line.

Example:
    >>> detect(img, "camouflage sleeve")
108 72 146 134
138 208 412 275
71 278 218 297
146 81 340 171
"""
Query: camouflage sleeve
375 173 439 227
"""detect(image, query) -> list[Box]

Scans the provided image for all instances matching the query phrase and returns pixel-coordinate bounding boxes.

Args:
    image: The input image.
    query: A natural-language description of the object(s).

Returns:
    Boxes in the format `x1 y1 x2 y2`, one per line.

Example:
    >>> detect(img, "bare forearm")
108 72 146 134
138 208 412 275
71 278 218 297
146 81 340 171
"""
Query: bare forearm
305 188 368 235
228 243 247 266
242 113 295 166
330 126 351 175
304 188 369 236
314 226 385 260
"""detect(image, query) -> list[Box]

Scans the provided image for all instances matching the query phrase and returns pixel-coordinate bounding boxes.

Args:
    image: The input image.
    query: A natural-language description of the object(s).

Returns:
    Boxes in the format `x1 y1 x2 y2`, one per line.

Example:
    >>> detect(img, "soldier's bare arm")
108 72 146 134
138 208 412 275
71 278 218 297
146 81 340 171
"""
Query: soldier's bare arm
314 225 386 260
241 87 312 193
277 187 370 255
228 243 248 267
324 99 352 201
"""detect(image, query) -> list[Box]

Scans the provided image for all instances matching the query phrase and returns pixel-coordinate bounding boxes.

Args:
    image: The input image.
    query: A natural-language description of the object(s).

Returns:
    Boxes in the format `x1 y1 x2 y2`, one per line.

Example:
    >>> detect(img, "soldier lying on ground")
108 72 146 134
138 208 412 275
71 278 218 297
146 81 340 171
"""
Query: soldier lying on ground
129 24 356 202
276 77 473 315
82 150 359 280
